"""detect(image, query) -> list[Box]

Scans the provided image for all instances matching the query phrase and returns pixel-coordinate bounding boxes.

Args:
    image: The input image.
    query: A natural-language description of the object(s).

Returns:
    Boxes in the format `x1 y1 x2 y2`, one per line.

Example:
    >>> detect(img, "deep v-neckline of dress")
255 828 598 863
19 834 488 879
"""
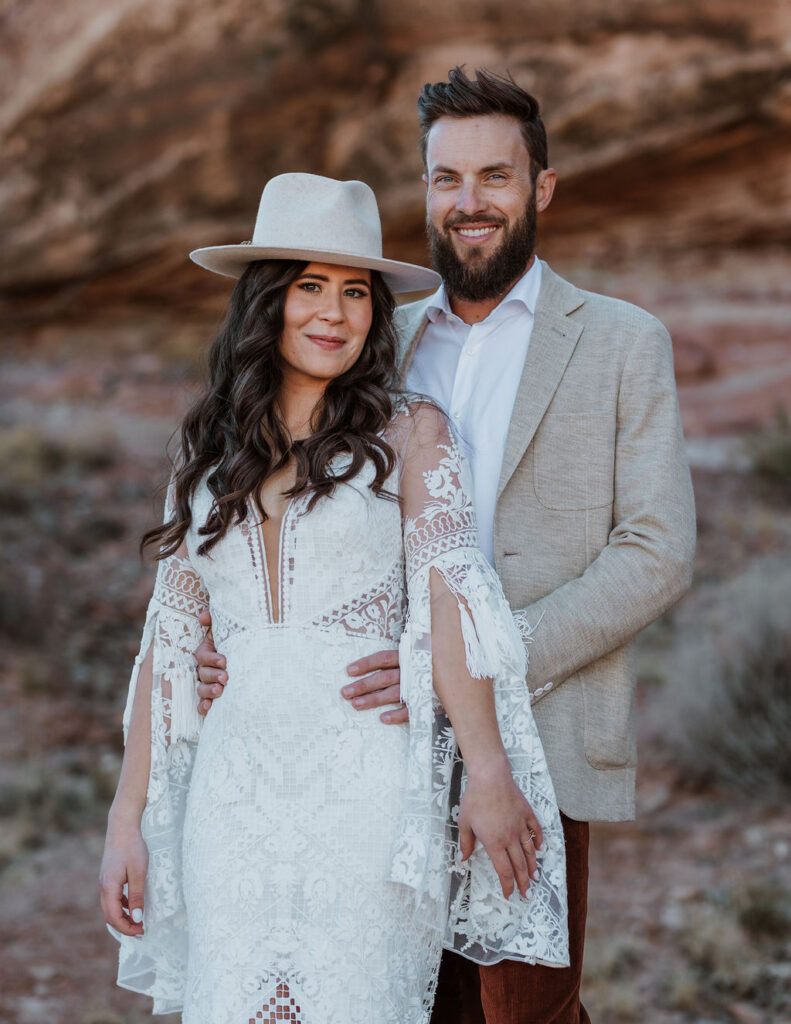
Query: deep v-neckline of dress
258 495 299 622
245 448 356 625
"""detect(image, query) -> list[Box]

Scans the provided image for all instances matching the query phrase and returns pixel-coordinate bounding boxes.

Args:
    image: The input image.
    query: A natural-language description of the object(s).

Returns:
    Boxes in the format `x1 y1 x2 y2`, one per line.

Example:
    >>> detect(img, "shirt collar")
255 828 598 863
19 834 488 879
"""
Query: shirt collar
426 258 542 325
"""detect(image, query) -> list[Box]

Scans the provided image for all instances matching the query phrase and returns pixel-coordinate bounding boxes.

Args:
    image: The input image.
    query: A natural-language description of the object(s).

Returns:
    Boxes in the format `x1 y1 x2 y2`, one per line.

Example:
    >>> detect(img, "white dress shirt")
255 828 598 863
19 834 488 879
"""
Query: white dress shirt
406 259 542 564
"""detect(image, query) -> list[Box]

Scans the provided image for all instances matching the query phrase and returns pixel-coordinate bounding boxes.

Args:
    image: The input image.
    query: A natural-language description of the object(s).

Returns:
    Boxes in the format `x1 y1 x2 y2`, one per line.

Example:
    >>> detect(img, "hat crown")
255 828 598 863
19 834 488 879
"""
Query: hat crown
188 172 440 293
251 173 383 259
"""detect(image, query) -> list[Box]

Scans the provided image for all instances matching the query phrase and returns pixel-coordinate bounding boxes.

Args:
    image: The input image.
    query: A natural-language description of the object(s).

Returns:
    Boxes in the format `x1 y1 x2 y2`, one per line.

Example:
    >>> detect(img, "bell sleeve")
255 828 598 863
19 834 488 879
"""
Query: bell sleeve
108 480 208 1014
389 401 569 967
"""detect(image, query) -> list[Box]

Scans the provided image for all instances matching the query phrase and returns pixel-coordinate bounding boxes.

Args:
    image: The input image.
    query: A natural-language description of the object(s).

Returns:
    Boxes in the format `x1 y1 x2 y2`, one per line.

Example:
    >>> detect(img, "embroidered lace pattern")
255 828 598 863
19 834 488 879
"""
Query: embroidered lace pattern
310 561 406 641
109 400 568 1024
512 610 555 702
389 405 568 965
112 483 209 1011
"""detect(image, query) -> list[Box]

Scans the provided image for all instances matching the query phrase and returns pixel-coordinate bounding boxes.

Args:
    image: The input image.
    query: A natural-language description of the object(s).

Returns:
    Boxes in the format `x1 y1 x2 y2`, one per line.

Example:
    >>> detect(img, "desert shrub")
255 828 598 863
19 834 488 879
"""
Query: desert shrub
745 407 791 494
0 422 116 493
679 904 755 995
659 558 791 796
736 882 791 944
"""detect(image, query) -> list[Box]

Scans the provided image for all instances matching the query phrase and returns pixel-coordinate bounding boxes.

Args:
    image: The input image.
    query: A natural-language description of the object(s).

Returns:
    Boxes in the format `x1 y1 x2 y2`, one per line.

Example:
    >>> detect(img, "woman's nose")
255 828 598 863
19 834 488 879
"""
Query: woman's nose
318 293 344 323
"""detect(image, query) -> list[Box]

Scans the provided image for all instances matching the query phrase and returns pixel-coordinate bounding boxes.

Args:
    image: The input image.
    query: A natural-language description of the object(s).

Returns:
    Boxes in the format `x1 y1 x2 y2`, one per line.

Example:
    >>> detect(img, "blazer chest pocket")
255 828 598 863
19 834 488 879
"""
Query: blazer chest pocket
533 412 614 511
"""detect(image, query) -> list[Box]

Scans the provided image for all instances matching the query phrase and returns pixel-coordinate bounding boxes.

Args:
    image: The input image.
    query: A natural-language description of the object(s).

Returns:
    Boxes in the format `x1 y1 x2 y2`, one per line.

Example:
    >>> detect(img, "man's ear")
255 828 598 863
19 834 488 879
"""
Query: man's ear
535 168 557 213
422 171 428 191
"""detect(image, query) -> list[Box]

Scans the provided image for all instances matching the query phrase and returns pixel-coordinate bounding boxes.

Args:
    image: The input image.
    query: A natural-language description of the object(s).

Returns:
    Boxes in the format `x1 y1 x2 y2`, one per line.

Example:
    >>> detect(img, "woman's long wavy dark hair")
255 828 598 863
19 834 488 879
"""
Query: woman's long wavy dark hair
142 259 400 559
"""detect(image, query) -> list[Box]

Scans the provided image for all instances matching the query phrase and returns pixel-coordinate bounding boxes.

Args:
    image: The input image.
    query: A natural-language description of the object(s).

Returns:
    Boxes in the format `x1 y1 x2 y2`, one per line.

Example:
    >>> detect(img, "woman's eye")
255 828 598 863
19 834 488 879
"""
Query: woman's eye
345 288 369 299
298 282 321 293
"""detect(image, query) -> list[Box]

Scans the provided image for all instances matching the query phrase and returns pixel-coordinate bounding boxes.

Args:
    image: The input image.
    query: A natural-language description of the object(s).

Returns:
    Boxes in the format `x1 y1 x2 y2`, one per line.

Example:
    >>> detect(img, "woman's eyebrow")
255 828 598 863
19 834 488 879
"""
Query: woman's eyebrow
297 273 370 287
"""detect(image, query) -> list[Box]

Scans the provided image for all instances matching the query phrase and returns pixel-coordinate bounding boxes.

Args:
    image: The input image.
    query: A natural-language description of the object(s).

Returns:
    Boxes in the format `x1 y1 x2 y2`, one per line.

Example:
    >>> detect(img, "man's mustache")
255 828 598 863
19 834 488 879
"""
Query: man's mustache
441 213 508 230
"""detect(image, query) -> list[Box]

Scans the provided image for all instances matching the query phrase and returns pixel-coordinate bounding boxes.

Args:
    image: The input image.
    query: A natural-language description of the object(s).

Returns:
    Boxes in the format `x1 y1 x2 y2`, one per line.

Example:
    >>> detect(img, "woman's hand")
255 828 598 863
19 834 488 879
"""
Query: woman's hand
99 814 149 937
458 756 544 900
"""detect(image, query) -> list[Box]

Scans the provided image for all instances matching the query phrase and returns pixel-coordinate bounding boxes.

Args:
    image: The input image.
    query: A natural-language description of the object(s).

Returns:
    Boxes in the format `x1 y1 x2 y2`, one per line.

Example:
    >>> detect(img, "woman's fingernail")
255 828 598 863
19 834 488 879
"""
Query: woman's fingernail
352 698 364 708
341 686 354 697
347 663 360 675
131 908 143 923
213 686 222 695
532 870 540 882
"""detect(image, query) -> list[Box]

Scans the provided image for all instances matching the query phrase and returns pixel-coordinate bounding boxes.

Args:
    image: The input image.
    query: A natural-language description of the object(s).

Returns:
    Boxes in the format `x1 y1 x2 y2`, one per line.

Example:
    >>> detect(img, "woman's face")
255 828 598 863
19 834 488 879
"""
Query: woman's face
280 262 373 388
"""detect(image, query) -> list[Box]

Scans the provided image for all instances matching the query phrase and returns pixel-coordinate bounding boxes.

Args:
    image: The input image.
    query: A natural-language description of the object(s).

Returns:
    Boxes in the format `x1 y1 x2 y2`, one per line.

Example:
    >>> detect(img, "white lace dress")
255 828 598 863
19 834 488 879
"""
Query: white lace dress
109 401 568 1023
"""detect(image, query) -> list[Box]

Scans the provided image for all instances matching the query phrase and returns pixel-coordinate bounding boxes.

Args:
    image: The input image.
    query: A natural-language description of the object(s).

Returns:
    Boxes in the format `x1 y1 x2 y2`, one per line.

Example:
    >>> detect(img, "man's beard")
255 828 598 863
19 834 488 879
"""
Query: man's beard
427 193 537 303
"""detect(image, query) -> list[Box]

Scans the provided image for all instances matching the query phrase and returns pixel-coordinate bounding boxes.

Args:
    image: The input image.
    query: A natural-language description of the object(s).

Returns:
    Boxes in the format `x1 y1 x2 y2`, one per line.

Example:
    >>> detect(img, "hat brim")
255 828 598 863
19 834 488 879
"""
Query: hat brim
189 244 440 295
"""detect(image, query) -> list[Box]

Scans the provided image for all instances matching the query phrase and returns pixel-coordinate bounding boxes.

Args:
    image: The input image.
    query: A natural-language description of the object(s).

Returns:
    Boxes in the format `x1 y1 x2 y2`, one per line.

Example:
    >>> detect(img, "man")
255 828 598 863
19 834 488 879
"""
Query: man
194 68 696 1023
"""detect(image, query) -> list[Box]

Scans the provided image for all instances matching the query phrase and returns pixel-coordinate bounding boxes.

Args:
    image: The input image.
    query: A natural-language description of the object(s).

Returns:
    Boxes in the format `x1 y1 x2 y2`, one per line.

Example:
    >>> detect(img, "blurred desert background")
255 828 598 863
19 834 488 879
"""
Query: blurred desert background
1 0 790 1021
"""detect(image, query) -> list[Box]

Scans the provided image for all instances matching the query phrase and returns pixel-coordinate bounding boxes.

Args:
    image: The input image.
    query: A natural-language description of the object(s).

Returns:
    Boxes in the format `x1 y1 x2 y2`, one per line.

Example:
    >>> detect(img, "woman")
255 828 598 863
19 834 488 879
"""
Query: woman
100 173 568 1023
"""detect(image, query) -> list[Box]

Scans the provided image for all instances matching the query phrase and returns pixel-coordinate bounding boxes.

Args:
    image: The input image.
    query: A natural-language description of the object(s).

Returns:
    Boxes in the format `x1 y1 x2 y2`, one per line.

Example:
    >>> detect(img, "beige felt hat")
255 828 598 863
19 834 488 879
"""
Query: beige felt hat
189 173 440 294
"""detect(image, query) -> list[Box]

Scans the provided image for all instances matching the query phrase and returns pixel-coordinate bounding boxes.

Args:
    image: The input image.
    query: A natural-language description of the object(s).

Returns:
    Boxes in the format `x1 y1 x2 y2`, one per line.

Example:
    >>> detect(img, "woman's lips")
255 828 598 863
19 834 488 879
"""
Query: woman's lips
307 335 345 350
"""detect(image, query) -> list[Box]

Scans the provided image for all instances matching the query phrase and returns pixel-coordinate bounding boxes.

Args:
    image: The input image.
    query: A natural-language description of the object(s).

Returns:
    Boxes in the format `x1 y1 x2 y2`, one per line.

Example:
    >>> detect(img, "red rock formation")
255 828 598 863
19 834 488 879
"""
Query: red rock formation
1 0 790 434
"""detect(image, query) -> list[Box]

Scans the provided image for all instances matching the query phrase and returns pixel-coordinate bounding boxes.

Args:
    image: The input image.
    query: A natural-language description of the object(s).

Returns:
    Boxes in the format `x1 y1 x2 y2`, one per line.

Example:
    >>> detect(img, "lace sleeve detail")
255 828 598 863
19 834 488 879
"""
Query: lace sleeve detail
389 402 569 967
512 609 555 703
110 479 209 1014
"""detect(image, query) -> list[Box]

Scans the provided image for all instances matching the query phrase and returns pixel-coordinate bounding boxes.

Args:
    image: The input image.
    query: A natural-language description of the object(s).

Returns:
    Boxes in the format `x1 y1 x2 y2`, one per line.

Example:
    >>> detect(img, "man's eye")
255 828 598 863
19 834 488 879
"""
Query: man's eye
434 176 454 185
488 173 507 182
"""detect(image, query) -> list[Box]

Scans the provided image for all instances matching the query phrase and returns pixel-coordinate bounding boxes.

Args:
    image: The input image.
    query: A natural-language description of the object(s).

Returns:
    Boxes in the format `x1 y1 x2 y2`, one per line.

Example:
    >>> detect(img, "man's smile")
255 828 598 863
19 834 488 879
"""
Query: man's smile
452 224 502 246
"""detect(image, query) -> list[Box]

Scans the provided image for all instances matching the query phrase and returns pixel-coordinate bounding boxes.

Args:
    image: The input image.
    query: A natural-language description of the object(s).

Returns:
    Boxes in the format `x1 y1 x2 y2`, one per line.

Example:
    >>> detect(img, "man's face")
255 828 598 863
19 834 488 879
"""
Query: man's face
423 114 553 302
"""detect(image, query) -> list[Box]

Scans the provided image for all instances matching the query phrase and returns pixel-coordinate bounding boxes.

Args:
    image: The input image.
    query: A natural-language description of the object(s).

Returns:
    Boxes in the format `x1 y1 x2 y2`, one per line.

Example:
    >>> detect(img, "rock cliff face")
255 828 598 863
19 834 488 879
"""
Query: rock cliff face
2 0 790 434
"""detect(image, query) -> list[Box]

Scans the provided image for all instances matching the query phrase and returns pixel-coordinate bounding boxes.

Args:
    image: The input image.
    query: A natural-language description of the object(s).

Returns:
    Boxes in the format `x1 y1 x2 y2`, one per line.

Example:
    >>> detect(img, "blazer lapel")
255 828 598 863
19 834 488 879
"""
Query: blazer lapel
496 262 585 499
394 296 433 385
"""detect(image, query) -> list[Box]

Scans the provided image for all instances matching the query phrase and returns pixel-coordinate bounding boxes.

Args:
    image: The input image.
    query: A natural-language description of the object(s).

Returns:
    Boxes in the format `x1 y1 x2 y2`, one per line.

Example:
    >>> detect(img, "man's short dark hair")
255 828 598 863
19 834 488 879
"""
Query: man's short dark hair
417 66 547 182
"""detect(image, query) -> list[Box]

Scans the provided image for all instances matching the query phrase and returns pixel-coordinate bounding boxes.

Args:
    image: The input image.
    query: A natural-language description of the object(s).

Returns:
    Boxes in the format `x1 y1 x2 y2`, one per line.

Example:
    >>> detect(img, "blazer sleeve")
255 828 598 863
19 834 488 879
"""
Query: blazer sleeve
513 318 696 699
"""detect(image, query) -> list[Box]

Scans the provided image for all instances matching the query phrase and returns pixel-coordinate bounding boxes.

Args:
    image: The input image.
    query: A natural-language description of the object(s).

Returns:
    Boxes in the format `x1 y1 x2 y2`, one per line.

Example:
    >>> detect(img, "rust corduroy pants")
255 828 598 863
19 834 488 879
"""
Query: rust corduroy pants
430 814 591 1024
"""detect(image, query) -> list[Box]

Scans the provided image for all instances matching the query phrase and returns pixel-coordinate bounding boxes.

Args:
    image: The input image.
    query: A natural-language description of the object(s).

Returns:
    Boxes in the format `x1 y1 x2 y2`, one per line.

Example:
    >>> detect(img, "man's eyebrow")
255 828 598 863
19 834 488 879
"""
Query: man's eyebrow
297 273 370 287
430 162 514 175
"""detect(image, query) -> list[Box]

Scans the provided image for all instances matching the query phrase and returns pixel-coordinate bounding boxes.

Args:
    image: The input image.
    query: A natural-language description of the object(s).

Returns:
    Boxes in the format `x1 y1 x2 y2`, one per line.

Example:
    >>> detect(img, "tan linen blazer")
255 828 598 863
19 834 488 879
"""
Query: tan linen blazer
395 260 696 822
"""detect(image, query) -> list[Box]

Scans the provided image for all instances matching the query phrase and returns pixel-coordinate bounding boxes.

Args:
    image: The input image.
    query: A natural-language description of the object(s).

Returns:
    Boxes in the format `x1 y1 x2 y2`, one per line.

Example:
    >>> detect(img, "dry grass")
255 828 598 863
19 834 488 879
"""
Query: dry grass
584 880 791 1021
655 557 791 796
581 934 647 1021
